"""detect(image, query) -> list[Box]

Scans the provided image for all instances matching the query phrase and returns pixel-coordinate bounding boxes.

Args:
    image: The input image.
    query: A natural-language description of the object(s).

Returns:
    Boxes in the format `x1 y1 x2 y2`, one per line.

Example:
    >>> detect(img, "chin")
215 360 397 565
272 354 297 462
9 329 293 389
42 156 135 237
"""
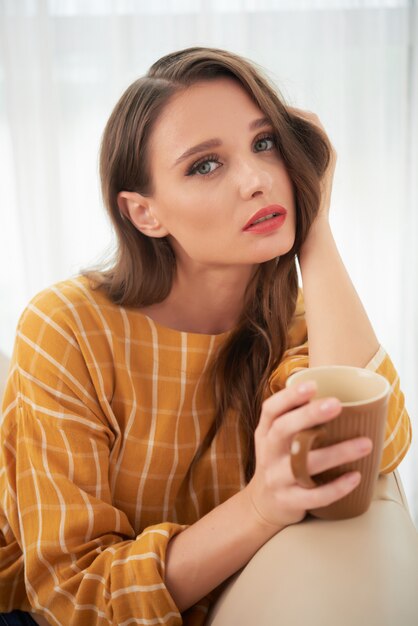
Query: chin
253 237 295 264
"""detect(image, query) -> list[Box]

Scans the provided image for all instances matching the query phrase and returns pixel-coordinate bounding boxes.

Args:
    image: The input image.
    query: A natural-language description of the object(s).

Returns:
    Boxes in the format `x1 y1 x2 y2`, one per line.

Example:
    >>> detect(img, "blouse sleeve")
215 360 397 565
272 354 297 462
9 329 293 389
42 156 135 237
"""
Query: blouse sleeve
0 300 185 625
268 290 412 475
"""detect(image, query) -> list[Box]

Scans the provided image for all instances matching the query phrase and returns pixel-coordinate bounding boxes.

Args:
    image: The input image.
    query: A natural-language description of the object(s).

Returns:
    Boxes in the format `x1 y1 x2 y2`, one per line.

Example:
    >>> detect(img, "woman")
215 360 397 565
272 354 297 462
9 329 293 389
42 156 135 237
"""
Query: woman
0 47 411 625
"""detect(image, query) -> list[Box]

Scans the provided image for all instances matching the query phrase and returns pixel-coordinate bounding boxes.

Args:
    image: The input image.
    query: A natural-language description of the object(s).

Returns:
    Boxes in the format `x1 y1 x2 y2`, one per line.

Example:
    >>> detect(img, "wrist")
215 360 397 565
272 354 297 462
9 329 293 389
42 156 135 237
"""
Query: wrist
242 482 286 538
299 216 333 262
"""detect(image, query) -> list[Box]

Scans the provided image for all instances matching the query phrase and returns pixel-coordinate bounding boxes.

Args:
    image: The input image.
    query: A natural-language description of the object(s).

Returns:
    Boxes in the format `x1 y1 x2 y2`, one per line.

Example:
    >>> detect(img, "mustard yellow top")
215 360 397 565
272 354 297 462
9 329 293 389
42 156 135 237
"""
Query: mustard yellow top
0 276 412 625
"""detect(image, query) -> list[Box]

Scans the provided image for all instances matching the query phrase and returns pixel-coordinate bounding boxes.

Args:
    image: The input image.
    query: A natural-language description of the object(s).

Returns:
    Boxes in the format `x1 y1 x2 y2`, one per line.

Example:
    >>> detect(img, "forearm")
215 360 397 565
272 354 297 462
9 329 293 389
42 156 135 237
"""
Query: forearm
164 487 282 612
298 219 379 368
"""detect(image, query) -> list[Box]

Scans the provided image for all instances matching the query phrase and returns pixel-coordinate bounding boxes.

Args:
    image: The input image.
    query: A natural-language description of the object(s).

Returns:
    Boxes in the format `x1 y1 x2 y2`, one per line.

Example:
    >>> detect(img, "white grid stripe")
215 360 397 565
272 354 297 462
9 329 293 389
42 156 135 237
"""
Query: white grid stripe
18 367 87 409
111 552 163 568
110 307 139 498
111 583 165 598
29 464 59 585
140 528 170 538
380 432 411 472
162 332 187 519
26 303 79 348
80 489 94 543
26 578 63 626
365 344 387 371
118 612 180 626
68 278 115 358
38 422 70 556
90 437 103 500
134 317 160 530
16 330 97 405
188 335 218 520
53 585 108 619
383 407 406 449
19 395 104 432
1 395 19 422
60 429 74 481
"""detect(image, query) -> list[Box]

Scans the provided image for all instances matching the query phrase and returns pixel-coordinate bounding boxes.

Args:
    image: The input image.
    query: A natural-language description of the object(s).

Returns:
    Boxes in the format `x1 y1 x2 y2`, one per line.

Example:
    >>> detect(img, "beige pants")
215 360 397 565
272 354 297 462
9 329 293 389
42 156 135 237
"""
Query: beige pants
206 471 418 626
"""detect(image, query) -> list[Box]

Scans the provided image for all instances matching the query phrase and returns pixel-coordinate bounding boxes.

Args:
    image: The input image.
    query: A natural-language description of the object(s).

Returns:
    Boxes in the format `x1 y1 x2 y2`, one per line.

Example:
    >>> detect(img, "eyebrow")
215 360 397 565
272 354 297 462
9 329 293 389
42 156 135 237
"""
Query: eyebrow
172 116 272 167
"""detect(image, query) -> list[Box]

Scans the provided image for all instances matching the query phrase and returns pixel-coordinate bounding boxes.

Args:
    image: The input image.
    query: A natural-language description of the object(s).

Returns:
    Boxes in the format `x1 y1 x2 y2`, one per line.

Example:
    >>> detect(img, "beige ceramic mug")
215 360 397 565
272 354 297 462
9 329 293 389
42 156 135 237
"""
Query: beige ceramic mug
285 365 390 520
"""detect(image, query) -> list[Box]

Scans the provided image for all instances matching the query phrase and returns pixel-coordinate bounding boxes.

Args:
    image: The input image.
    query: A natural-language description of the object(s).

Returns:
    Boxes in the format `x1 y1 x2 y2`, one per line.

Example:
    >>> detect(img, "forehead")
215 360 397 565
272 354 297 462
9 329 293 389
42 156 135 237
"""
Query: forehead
149 77 265 165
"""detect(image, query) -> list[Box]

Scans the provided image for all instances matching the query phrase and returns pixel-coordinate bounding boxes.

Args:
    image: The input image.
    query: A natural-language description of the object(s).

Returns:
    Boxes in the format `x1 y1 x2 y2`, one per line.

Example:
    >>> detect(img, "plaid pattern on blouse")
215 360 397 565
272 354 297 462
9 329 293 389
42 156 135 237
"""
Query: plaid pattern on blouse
0 276 411 625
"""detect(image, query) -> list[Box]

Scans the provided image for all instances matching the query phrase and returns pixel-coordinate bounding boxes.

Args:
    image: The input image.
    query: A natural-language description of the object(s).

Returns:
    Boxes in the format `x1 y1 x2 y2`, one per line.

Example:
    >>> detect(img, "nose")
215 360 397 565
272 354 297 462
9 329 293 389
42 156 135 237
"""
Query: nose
236 157 273 200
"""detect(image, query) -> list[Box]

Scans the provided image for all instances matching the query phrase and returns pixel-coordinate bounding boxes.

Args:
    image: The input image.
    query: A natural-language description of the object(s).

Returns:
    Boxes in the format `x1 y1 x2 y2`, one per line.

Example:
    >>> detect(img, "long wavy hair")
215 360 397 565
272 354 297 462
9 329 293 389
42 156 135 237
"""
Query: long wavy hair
85 47 331 482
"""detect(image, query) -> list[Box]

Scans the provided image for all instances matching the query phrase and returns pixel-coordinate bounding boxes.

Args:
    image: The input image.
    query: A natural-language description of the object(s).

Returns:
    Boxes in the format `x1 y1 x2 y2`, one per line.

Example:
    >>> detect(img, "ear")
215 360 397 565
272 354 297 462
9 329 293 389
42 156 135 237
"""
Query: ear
117 191 169 238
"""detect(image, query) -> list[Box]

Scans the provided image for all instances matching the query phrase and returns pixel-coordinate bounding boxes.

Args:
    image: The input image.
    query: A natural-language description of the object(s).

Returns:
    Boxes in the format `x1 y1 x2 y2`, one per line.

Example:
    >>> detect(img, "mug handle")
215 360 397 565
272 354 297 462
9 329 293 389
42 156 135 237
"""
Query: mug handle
290 426 328 489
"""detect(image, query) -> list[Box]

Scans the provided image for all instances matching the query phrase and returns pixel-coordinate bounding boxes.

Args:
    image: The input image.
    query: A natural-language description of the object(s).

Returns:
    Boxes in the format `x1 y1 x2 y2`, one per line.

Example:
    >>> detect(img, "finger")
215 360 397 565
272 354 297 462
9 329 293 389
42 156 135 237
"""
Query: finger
306 437 373 477
268 395 342 443
296 471 362 510
257 380 318 437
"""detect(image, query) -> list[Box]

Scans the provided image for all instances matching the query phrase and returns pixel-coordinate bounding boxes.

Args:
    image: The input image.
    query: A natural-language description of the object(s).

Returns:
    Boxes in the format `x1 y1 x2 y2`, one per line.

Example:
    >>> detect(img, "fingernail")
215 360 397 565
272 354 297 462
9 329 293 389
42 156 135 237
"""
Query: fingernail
297 381 316 394
346 472 361 485
319 398 340 413
359 439 373 453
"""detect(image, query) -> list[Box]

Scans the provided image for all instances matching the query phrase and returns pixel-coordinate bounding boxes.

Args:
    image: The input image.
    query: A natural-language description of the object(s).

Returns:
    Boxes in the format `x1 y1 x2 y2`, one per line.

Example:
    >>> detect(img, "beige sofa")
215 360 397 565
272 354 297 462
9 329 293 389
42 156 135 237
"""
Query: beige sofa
207 470 418 625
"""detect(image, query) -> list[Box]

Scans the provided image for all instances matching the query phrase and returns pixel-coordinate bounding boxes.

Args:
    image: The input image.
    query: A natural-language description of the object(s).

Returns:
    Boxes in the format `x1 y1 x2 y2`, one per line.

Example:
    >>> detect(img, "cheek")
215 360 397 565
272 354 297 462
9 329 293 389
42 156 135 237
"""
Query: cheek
165 192 226 234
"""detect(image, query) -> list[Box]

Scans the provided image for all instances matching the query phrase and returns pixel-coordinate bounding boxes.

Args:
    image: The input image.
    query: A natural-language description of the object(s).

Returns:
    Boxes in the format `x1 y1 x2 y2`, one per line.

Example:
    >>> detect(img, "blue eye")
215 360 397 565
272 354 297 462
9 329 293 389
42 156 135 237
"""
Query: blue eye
253 135 275 152
186 153 221 177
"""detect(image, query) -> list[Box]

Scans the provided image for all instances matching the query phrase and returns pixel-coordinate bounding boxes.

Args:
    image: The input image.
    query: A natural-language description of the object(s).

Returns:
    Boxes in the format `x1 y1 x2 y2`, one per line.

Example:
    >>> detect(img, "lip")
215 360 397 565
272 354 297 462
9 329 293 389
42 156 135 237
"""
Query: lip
243 204 288 232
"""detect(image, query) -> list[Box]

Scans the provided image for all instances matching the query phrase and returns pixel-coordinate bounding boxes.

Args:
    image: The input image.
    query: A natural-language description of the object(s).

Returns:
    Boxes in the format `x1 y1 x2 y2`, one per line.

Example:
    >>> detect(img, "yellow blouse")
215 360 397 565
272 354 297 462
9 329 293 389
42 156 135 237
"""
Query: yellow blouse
0 276 411 625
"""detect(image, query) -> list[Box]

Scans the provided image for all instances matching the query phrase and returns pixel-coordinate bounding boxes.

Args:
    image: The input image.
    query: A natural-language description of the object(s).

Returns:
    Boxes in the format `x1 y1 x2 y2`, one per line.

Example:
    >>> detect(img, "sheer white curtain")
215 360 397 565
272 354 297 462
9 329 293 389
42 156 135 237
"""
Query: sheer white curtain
0 0 417 523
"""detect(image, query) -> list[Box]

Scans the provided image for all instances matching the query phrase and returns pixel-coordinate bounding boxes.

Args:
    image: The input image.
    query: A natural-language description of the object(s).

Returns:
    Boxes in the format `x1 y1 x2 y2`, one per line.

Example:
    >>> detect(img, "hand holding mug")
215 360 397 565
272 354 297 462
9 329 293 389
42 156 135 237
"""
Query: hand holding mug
244 380 375 531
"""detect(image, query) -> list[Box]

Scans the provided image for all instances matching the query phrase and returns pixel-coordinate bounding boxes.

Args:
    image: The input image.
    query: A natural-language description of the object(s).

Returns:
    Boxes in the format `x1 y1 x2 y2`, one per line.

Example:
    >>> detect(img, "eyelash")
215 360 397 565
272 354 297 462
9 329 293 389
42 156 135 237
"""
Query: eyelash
185 133 278 179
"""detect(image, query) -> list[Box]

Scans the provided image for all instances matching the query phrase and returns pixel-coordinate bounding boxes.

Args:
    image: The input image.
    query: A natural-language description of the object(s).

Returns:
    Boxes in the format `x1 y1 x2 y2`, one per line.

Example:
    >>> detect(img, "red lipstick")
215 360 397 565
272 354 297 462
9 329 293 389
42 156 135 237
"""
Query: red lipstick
243 205 287 234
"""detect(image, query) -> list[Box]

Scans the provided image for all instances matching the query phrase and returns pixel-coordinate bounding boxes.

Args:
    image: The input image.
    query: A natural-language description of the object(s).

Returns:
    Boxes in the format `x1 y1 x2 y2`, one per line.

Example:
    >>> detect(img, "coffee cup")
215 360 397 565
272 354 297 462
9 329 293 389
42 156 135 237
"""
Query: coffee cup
285 365 390 520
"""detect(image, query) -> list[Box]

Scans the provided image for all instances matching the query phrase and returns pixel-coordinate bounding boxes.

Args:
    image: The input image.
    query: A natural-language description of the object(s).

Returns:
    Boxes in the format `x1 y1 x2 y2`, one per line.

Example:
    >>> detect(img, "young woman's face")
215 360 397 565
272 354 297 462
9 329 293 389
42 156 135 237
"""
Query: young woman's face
145 77 296 268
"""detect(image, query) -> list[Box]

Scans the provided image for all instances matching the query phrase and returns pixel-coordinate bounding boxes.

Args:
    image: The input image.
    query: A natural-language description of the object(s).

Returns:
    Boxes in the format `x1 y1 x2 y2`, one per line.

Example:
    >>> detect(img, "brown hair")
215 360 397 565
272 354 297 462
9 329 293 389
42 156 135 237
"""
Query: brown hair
85 47 331 482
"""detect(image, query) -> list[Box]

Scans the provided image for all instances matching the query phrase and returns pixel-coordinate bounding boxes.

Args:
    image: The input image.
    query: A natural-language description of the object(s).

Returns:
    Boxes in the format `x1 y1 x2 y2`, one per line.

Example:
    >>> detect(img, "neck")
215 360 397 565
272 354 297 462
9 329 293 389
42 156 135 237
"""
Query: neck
140 262 256 335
